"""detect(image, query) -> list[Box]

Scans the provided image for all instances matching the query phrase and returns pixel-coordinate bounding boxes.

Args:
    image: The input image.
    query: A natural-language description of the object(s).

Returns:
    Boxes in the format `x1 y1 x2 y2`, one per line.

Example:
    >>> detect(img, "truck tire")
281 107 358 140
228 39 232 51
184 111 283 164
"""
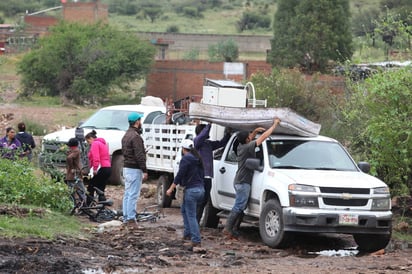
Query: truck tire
109 154 124 185
202 200 220 228
157 175 172 208
259 199 291 248
353 233 391 252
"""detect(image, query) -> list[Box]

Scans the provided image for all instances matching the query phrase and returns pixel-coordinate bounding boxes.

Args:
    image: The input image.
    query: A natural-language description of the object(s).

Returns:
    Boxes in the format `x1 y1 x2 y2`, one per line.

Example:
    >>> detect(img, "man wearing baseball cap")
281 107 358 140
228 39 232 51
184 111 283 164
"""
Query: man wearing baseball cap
121 112 147 227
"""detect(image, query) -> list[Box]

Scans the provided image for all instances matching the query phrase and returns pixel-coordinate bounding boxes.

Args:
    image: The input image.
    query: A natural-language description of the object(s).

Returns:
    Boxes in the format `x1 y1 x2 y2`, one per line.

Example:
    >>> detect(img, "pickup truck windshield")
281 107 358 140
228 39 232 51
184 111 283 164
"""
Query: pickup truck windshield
80 110 142 131
267 140 358 171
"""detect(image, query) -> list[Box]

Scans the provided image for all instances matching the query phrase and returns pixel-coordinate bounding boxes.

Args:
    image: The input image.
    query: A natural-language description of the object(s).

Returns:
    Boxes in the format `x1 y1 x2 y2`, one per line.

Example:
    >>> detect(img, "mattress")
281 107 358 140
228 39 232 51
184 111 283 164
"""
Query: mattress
189 102 321 137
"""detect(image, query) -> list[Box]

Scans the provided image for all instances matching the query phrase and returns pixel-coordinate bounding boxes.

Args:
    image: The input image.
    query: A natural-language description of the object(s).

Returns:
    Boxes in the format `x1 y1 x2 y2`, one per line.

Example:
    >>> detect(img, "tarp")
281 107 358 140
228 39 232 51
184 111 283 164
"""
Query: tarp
189 102 321 137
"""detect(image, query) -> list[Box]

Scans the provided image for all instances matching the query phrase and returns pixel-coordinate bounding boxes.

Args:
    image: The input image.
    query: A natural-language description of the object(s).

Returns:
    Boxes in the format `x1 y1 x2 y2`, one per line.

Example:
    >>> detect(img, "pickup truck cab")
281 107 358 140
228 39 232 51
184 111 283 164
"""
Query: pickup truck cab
204 132 392 252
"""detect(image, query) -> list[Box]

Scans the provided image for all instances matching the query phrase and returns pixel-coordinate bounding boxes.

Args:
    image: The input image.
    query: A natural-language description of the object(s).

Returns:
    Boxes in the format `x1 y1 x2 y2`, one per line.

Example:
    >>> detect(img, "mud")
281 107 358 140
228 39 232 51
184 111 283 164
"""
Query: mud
1 184 412 274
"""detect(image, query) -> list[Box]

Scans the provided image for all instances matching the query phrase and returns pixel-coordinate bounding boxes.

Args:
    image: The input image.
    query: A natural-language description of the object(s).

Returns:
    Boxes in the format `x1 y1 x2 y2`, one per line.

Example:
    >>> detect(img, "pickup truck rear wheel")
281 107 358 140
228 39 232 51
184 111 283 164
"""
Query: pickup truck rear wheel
202 200 220 228
109 154 124 185
353 233 391 252
157 175 172 208
259 199 290 248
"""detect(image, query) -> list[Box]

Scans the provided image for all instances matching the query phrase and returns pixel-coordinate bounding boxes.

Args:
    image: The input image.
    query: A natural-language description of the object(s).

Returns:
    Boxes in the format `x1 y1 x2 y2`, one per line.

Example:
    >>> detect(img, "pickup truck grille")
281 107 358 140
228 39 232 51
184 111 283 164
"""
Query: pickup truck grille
319 187 370 194
319 187 370 207
323 198 368 206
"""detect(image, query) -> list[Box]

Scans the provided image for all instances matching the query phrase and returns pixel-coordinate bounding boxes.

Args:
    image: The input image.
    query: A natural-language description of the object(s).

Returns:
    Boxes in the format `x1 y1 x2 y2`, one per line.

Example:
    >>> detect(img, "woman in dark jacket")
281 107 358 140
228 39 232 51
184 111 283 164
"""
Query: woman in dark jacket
16 122 36 161
166 139 205 249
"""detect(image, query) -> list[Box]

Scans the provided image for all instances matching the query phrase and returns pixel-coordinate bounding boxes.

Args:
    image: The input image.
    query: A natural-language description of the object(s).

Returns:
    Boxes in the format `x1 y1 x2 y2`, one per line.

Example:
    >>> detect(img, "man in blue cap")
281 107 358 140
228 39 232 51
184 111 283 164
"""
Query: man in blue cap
121 112 148 227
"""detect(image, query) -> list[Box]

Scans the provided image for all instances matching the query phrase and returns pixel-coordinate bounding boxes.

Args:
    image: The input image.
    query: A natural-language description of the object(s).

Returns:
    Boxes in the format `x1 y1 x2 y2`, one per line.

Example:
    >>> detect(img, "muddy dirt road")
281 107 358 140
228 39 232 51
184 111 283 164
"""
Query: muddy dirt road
1 91 412 273
1 184 412 274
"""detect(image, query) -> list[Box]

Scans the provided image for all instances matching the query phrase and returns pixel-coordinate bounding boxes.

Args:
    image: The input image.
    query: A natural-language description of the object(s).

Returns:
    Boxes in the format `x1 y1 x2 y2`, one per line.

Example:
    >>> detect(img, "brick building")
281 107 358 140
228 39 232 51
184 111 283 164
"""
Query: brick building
146 60 273 102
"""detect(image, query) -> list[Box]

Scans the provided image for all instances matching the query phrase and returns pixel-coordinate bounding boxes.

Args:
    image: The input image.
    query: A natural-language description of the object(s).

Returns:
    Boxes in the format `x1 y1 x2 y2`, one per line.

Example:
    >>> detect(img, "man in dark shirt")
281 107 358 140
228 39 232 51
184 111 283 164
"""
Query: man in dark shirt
223 118 280 239
121 112 148 226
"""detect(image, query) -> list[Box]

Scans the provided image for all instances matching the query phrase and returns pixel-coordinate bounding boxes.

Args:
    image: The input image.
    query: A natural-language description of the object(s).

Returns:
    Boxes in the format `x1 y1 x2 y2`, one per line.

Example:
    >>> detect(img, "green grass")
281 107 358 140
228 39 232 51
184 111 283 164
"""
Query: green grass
0 207 90 240
109 3 275 35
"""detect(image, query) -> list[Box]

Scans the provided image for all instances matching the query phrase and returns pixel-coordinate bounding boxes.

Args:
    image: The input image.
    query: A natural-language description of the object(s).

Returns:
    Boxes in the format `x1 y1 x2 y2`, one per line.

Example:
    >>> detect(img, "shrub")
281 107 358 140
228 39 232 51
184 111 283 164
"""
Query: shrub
0 158 71 212
208 39 239 62
166 25 179 33
339 67 412 195
183 48 200 61
250 69 344 138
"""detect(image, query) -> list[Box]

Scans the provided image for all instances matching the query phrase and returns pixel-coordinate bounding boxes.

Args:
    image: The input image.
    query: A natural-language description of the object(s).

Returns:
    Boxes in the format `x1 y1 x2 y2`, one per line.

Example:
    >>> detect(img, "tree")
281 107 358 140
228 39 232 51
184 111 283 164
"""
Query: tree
269 0 353 72
208 39 239 62
140 2 163 23
17 22 156 104
340 68 412 196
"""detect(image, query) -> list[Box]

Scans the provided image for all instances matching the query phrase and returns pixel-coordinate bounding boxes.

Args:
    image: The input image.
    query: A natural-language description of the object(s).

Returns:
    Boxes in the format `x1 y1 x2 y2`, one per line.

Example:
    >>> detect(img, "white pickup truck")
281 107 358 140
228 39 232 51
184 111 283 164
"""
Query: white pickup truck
200 132 392 252
39 102 166 184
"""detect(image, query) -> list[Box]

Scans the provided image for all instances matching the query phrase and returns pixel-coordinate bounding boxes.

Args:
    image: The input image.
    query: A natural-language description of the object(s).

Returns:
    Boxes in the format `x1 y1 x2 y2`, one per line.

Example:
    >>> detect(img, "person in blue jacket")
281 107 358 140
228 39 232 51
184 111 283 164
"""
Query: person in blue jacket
194 122 231 224
166 139 205 249
0 127 22 159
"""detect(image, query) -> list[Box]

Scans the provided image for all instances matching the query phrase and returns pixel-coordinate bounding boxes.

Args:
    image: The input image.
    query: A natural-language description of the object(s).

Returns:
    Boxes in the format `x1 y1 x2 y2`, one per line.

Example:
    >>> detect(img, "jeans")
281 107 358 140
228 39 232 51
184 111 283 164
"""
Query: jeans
196 177 212 223
122 168 143 222
231 182 251 213
181 187 205 243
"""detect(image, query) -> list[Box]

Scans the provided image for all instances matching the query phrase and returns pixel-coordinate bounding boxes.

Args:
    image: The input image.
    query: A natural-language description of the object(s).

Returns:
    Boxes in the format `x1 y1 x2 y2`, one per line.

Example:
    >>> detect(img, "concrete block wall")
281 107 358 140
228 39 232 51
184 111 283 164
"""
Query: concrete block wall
138 32 271 56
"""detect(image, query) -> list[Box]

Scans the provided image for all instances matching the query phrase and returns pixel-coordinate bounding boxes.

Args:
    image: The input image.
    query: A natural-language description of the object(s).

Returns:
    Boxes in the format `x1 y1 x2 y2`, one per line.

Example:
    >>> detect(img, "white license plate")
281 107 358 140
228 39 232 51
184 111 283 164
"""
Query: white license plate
339 213 358 225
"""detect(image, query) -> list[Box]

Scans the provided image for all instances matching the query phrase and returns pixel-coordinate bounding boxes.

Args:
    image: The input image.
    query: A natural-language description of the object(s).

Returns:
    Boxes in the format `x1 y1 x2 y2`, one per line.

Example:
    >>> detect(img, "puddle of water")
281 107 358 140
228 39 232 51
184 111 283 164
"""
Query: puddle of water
308 247 359 257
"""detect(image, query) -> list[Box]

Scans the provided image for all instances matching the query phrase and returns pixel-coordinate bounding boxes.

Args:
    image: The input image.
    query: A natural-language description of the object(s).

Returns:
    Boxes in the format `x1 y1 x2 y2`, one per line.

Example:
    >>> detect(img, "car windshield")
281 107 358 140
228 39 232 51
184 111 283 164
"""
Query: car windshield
266 139 358 171
80 110 141 131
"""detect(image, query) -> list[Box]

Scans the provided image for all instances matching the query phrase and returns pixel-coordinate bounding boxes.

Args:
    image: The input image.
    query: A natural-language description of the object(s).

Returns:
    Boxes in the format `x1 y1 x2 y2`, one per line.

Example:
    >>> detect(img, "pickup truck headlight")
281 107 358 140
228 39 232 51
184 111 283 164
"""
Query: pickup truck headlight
372 199 391 210
372 187 391 210
288 184 319 208
373 187 390 195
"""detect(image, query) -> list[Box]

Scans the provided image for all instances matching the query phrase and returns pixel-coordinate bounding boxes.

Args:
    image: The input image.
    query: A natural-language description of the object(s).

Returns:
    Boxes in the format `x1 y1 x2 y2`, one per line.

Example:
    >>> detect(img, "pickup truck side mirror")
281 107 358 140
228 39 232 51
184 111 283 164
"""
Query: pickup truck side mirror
245 158 263 172
358 161 371 173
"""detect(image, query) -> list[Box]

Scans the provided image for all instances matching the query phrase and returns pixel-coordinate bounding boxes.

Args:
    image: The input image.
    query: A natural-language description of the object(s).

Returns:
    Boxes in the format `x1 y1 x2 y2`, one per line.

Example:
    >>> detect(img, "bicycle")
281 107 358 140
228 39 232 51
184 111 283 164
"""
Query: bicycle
66 173 163 223
65 175 122 223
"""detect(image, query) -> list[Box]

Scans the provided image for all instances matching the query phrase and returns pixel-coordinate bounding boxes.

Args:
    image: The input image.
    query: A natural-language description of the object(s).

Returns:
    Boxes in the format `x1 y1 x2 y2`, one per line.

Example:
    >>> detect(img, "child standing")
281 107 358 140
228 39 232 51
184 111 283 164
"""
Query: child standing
65 138 87 205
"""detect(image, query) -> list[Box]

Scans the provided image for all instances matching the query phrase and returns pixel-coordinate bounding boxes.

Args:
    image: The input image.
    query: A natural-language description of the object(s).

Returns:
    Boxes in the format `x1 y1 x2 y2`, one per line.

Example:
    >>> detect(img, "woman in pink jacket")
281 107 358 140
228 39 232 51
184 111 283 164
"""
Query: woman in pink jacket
85 130 112 202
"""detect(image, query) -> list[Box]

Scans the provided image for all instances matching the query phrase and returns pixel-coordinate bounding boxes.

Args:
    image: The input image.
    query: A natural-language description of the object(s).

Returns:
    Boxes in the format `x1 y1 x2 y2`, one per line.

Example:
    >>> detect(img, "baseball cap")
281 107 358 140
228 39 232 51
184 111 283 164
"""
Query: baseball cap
128 112 143 123
181 139 194 149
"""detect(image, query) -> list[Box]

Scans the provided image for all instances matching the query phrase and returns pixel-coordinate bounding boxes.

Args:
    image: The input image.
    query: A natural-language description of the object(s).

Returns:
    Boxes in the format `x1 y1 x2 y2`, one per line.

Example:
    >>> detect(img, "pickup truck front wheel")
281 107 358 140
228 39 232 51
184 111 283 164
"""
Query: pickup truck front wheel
353 233 391 252
157 175 173 208
259 199 290 248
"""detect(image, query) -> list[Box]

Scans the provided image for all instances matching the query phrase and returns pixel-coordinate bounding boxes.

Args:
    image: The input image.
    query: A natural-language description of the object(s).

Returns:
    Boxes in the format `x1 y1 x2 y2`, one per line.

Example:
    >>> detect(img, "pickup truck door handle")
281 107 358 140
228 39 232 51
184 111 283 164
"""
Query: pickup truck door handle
219 167 226 174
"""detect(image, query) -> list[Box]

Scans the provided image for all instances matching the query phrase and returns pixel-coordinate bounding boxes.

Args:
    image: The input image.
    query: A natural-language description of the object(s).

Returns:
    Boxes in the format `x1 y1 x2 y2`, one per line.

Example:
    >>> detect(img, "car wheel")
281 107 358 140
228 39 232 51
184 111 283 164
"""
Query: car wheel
259 199 291 248
202 199 220 228
157 175 172 208
353 233 391 252
109 154 124 185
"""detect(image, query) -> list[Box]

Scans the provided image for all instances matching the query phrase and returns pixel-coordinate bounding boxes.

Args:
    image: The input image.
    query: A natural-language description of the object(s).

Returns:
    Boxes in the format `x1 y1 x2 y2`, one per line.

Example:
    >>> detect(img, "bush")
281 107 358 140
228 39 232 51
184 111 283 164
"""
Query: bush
19 119 47 136
0 158 71 212
339 67 412 195
250 69 344 138
166 25 179 33
183 48 200 61
208 39 239 62
237 11 271 32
